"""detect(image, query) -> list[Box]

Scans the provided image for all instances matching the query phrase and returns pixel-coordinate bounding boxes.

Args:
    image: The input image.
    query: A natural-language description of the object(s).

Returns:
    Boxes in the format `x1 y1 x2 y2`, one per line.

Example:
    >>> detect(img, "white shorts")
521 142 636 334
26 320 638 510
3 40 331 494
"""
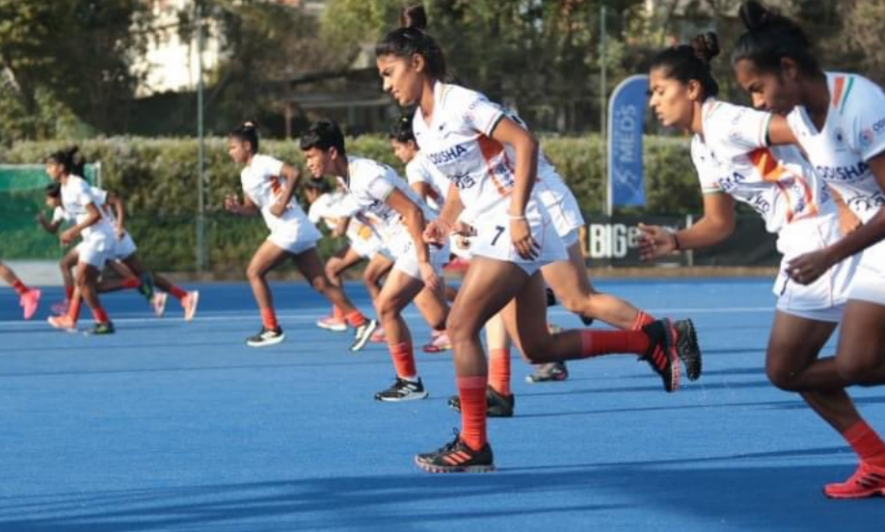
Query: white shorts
559 228 581 249
471 202 567 275
386 230 450 281
847 238 885 306
268 220 322 255
110 232 137 260
76 232 112 269
537 180 585 238
773 213 857 322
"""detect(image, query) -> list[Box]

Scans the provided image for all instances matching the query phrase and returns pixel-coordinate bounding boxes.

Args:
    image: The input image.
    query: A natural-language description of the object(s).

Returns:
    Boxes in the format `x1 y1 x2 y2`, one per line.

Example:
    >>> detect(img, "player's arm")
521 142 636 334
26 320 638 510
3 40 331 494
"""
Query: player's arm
60 202 102 246
270 163 301 217
36 212 62 234
224 191 259 216
106 192 127 236
491 116 540 259
639 192 735 260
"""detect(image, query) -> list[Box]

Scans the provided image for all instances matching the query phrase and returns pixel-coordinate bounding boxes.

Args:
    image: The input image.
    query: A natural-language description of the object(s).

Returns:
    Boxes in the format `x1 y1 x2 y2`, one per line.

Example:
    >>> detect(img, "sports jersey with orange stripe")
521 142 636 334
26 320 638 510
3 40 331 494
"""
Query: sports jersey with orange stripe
695 98 855 321
786 72 885 306
240 154 321 254
412 82 567 273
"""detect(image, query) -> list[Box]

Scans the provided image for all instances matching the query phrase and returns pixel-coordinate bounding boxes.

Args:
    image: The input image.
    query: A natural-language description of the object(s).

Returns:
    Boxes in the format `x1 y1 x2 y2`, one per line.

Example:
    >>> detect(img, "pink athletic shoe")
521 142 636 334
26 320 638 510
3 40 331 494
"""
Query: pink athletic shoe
20 289 41 320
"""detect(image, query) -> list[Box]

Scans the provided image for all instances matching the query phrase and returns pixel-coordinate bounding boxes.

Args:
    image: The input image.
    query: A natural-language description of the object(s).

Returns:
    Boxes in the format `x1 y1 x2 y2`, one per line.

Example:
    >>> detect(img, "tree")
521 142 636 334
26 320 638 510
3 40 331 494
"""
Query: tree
0 0 150 141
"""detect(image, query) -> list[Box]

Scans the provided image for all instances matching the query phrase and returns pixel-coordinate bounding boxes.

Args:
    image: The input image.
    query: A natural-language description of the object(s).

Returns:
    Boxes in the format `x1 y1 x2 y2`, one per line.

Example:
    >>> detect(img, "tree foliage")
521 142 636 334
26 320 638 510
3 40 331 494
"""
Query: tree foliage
0 0 149 142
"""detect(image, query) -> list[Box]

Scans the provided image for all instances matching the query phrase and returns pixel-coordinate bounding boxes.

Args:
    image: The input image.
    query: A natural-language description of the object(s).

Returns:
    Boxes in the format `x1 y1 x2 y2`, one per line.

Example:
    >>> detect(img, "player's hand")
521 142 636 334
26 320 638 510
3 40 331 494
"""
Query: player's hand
787 250 833 285
510 217 539 260
423 220 451 245
419 261 440 292
36 212 47 225
60 227 78 246
224 194 242 214
638 223 676 261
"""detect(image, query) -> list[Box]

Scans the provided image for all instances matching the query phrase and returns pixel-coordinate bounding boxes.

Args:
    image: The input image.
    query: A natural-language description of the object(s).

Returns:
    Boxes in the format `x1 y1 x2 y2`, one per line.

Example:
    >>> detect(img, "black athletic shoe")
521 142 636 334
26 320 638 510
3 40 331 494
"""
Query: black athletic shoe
580 315 595 326
447 386 515 417
415 431 495 473
375 377 428 402
246 326 285 347
525 361 569 383
350 319 378 352
89 321 115 335
641 319 680 392
673 319 702 380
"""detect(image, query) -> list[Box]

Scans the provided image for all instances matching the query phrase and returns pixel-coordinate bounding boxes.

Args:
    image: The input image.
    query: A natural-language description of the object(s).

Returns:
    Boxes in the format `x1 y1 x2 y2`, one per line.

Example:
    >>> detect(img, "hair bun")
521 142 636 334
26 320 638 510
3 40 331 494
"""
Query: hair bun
691 32 720 62
400 5 427 31
739 1 773 31
243 120 258 130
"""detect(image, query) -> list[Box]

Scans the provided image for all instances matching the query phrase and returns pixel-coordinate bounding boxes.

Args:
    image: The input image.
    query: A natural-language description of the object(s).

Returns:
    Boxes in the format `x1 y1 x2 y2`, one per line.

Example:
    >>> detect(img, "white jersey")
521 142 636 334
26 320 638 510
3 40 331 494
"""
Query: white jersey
52 206 74 225
307 190 383 250
405 153 448 212
786 72 885 222
336 156 436 243
60 175 115 238
413 82 551 218
240 154 312 229
694 99 832 237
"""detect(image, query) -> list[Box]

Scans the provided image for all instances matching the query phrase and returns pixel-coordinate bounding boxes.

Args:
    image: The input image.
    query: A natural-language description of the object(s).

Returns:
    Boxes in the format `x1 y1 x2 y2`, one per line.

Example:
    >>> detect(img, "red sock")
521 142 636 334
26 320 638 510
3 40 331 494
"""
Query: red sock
344 310 367 327
458 375 488 451
631 311 655 331
843 420 885 468
122 277 140 289
168 286 187 300
91 306 109 324
489 348 512 396
65 286 75 300
580 330 649 358
68 297 82 323
261 307 278 329
389 342 418 379
11 280 27 296
333 305 345 320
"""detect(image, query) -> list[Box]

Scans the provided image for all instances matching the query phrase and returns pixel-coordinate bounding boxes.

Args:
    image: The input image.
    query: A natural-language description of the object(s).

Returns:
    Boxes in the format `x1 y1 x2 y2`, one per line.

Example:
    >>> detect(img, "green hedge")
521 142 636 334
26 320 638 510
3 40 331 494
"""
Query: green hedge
0 135 699 272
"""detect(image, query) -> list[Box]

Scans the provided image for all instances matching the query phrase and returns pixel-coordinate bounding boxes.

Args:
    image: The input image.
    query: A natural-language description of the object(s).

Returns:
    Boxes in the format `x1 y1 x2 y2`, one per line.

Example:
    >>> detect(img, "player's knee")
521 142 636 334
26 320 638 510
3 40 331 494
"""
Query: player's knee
245 265 264 283
446 313 479 345
765 359 798 391
520 338 551 364
376 295 398 322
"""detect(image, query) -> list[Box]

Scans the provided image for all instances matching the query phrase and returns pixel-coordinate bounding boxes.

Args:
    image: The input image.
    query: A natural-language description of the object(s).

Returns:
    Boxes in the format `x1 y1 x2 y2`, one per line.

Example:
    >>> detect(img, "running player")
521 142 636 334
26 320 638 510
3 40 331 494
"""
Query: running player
224 121 376 349
375 5 701 472
728 0 885 498
0 260 41 319
44 147 115 334
304 177 392 333
41 182 199 326
301 119 450 401
389 113 451 353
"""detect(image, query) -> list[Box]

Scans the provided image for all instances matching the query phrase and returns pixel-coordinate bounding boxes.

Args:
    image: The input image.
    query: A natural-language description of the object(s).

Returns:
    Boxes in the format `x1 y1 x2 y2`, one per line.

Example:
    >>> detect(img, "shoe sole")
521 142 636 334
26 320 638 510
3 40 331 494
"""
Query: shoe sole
316 321 348 332
414 456 496 473
247 334 286 348
525 373 568 384
447 399 514 417
674 319 702 381
376 391 429 402
823 487 885 499
47 317 78 333
350 320 378 352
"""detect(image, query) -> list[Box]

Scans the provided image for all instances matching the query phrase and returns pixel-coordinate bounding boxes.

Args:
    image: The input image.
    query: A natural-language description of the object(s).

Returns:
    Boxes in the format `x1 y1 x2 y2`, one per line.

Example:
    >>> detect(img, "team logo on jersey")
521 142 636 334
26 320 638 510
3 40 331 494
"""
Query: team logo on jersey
873 117 885 133
860 127 875 149
718 171 747 192
427 144 468 165
448 171 476 190
816 162 869 182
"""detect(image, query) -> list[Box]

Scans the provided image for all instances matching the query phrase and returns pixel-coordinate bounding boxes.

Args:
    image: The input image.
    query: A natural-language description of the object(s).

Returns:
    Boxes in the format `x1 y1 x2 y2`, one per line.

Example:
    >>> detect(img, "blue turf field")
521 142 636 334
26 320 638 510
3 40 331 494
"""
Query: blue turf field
1 278 884 531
